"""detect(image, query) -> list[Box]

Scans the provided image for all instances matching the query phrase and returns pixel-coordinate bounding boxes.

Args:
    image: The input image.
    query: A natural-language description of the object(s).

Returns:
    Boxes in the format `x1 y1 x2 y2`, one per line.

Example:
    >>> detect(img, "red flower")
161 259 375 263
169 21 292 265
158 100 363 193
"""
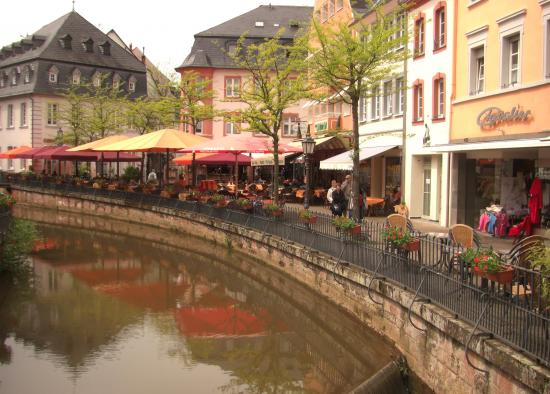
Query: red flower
473 257 479 263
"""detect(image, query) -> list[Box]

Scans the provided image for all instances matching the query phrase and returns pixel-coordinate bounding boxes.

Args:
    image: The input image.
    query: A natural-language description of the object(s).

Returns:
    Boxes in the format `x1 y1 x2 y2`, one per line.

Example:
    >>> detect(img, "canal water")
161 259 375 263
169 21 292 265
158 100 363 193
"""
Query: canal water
0 207 399 394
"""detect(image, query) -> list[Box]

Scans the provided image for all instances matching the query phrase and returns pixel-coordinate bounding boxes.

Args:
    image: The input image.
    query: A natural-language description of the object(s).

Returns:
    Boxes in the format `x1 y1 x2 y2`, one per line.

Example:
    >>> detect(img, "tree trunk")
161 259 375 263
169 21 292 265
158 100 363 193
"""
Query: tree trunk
272 134 279 205
351 97 360 222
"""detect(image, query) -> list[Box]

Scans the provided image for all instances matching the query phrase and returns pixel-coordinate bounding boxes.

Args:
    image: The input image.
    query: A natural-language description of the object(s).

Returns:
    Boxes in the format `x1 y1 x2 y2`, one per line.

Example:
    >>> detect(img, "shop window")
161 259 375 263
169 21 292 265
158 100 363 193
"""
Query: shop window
370 86 380 120
433 74 445 120
469 45 485 95
414 14 425 57
434 2 446 51
501 32 521 88
412 80 424 124
395 77 404 115
383 80 393 117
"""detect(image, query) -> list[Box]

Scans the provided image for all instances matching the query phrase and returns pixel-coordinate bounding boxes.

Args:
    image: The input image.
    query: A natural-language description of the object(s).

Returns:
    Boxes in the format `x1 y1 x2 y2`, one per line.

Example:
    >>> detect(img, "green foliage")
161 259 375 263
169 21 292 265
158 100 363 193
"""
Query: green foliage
263 203 282 212
210 194 225 203
461 247 503 274
299 209 315 219
1 219 39 280
0 192 16 208
177 71 218 133
122 166 140 182
529 246 550 301
381 226 413 247
236 198 252 207
332 216 356 231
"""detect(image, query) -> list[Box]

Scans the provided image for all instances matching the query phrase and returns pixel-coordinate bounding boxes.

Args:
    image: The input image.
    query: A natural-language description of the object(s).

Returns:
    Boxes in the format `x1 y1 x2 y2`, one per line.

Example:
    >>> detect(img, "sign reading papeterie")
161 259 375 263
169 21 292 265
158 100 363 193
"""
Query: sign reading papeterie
477 106 532 129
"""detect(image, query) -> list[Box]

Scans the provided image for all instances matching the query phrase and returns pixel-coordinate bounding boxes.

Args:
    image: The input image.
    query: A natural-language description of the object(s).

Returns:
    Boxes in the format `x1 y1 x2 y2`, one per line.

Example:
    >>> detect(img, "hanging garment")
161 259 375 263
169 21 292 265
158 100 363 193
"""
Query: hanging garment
494 212 509 237
487 213 497 234
529 177 543 224
508 215 533 238
478 212 490 232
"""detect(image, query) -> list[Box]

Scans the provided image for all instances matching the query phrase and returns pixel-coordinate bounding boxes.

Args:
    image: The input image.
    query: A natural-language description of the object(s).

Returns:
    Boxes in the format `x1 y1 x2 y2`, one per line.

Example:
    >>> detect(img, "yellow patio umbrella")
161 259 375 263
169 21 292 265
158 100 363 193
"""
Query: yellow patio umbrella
68 135 132 177
96 129 208 185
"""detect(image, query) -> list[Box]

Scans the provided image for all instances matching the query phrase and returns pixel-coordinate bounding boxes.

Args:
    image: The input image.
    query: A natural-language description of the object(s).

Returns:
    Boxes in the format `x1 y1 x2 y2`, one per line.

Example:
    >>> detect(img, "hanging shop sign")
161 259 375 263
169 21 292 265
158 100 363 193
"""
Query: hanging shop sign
477 106 532 129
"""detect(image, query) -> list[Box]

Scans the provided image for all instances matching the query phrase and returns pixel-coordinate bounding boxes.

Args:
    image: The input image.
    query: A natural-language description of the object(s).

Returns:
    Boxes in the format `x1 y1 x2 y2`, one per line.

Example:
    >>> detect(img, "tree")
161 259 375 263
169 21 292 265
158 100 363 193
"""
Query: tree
57 81 91 146
308 3 408 220
177 70 216 134
229 31 309 204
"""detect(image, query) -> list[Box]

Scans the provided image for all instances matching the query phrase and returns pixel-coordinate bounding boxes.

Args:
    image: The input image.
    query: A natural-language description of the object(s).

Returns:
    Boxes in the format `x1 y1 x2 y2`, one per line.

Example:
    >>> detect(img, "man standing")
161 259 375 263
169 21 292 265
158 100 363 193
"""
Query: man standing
341 174 352 216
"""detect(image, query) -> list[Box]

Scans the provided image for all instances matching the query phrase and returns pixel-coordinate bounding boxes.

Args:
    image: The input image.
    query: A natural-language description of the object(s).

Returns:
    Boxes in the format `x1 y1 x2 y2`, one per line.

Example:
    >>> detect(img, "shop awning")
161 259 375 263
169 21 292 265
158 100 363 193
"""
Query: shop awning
430 138 550 152
320 135 401 171
251 153 289 166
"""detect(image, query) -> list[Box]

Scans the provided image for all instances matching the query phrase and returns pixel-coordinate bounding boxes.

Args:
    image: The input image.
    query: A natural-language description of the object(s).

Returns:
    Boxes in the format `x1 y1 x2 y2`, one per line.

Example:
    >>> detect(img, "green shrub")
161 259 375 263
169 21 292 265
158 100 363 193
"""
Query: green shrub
122 166 140 182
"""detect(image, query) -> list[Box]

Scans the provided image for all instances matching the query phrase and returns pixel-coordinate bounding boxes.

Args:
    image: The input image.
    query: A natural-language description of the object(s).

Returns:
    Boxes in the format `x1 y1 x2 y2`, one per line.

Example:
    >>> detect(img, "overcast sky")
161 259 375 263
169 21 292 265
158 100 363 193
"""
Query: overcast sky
0 0 312 76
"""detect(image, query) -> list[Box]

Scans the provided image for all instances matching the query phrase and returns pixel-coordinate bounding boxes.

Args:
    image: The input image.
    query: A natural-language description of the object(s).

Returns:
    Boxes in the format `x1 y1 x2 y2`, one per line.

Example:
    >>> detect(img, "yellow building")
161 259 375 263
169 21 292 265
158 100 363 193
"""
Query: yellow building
438 0 550 228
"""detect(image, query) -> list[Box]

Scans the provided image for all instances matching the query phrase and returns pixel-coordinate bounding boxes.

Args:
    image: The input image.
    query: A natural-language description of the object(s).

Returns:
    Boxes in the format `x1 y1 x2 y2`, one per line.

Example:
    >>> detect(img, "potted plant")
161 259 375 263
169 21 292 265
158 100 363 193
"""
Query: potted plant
92 178 107 189
160 184 178 198
0 192 16 212
299 209 318 224
264 203 284 217
210 194 228 207
236 198 253 211
463 247 514 284
333 216 361 235
185 191 200 201
530 245 550 307
381 226 420 251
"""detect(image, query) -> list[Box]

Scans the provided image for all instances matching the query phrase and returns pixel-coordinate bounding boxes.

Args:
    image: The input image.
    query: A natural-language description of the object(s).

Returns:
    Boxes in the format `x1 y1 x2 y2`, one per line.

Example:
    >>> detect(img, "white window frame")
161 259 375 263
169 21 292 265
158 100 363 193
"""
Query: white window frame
370 87 380 120
436 7 446 48
497 10 525 89
225 121 239 135
20 102 26 127
11 72 17 86
48 71 57 83
7 104 13 128
415 84 423 122
282 116 299 137
24 68 30 84
396 77 404 115
93 73 101 87
336 0 343 11
128 77 136 92
195 120 203 134
72 69 81 85
47 103 58 126
468 44 485 95
329 0 335 17
359 95 367 122
225 77 240 98
434 78 445 119
383 80 393 117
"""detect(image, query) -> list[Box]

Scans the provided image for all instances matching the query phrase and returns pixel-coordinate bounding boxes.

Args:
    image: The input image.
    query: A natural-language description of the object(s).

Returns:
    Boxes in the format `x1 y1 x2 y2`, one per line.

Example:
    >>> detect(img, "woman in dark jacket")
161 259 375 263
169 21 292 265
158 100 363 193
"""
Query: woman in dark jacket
330 183 346 216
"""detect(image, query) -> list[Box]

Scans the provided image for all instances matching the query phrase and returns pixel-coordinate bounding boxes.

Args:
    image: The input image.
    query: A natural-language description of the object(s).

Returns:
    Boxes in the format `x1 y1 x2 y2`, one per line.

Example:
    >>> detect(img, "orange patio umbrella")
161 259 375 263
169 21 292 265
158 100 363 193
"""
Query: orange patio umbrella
0 145 32 158
68 135 134 177
96 129 207 185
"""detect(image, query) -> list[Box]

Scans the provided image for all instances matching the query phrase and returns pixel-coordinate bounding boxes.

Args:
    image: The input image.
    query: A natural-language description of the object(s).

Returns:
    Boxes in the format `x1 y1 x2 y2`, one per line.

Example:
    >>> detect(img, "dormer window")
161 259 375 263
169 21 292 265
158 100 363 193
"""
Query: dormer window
59 34 72 49
99 41 111 56
72 69 81 85
113 73 121 89
82 38 93 53
227 42 237 57
255 21 264 27
23 66 31 84
128 76 136 92
48 66 58 83
11 70 17 85
0 73 5 88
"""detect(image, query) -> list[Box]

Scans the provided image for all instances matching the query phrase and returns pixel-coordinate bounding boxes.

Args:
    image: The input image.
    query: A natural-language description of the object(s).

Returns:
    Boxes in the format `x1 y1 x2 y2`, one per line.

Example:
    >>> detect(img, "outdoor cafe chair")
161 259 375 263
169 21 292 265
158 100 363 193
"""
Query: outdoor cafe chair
385 214 421 262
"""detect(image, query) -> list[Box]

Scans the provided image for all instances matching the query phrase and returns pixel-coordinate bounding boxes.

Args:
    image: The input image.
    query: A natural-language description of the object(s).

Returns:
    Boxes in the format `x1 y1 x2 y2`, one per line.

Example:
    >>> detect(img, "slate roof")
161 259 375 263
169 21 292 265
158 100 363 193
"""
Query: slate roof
178 5 313 70
0 11 146 99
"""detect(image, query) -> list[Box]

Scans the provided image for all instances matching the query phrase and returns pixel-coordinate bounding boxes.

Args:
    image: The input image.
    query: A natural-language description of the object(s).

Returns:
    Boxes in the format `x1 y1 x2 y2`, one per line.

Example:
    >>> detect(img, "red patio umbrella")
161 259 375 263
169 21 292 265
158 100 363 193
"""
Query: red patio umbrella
17 145 57 159
0 146 32 158
178 134 302 183
173 152 251 166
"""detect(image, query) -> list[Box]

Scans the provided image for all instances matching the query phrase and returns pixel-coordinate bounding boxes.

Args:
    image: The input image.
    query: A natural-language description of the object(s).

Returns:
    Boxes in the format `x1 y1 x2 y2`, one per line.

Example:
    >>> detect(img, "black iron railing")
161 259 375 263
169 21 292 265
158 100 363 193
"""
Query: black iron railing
7 176 550 367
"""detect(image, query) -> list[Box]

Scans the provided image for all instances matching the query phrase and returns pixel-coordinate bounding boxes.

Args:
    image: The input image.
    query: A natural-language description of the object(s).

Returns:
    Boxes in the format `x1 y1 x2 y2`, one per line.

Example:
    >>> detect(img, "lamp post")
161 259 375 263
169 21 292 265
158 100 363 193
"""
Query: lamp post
300 124 315 210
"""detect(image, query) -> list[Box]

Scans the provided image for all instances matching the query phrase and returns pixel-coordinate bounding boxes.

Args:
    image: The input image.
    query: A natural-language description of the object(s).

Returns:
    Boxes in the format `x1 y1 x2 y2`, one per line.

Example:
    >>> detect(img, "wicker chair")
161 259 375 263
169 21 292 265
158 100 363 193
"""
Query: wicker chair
386 214 415 233
449 224 480 249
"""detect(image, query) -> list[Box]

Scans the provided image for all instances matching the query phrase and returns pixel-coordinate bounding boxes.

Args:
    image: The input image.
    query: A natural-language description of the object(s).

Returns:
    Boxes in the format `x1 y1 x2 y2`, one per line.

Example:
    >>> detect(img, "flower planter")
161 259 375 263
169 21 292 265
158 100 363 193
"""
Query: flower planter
160 190 172 199
400 238 420 252
216 200 228 208
300 216 318 225
267 209 283 217
348 224 361 235
241 205 253 211
472 265 515 284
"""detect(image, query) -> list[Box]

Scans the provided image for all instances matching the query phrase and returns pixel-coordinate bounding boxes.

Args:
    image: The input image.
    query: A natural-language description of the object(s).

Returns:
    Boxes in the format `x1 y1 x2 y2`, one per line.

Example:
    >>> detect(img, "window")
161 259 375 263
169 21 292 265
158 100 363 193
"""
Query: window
394 12 406 51
113 74 121 89
23 67 30 84
99 41 111 56
412 80 424 123
434 4 446 50
396 77 404 115
501 33 520 87
546 19 550 78
433 75 445 120
47 103 58 126
7 104 13 128
359 95 367 122
383 81 393 116
414 15 425 57
329 0 335 17
225 121 239 134
282 116 299 137
370 87 380 120
195 120 203 134
320 1 328 22
82 38 93 53
7 146 13 170
93 72 101 87
72 69 81 85
11 71 17 86
20 102 26 127
48 66 58 83
0 75 4 88
336 0 343 11
225 77 241 98
128 76 136 92
469 46 485 94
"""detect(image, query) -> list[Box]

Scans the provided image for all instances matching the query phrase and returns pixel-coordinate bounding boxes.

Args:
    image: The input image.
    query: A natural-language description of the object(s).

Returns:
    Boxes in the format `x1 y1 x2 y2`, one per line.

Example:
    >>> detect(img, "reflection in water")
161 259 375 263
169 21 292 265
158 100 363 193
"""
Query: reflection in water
0 207 398 393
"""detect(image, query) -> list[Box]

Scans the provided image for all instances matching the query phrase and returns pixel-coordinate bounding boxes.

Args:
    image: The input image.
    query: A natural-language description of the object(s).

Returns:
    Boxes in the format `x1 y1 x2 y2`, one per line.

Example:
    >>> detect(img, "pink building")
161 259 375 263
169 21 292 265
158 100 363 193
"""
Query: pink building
176 5 313 140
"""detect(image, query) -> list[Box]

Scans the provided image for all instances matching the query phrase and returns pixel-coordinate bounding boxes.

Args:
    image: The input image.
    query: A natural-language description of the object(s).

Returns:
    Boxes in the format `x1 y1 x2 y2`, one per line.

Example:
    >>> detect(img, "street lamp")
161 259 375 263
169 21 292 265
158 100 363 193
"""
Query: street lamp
301 124 315 210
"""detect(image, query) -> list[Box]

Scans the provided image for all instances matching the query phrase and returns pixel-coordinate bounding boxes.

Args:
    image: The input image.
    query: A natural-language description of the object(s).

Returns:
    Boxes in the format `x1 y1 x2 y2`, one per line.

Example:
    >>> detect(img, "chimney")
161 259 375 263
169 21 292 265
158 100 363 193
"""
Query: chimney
141 46 146 64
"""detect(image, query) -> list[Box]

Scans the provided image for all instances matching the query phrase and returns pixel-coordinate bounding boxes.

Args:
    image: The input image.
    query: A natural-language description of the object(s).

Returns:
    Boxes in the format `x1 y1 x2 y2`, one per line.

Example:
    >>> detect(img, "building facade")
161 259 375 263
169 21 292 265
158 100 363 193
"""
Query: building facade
176 5 313 140
443 0 550 228
404 0 454 226
0 11 147 172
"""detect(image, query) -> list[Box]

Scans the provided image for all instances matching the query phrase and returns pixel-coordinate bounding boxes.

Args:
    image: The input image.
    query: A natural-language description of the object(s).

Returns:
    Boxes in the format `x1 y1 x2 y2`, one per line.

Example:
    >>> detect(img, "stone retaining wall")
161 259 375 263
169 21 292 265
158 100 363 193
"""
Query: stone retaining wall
12 187 550 394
